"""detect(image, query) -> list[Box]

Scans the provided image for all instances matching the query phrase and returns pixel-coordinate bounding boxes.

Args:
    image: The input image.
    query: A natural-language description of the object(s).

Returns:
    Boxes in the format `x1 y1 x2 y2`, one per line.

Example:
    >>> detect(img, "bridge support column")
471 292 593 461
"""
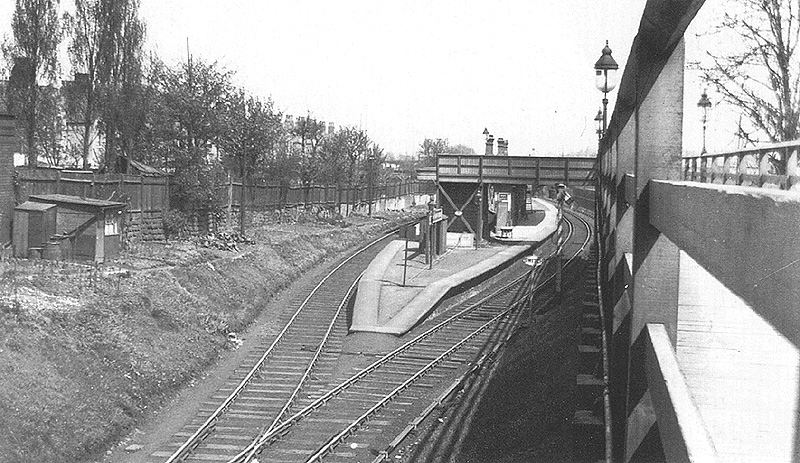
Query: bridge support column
607 90 638 463
624 38 685 463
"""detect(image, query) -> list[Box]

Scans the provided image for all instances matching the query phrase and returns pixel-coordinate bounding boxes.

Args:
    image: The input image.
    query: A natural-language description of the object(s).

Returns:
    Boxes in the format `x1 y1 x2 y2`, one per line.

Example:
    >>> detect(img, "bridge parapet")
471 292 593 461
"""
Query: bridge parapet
648 180 800 462
434 154 595 186
592 0 800 461
644 323 717 462
683 140 800 189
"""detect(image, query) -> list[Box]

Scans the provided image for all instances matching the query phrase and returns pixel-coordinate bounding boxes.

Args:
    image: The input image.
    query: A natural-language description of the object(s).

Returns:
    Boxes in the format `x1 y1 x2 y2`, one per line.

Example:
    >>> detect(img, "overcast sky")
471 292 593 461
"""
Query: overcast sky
1 0 735 157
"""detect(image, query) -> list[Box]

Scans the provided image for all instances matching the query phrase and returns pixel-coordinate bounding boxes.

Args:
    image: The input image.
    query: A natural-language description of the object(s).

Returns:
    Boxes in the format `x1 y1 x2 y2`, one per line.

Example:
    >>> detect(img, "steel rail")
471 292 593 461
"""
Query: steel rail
368 208 592 462
316 211 591 462
242 275 361 462
234 210 591 463
163 229 399 463
227 253 541 463
306 302 525 462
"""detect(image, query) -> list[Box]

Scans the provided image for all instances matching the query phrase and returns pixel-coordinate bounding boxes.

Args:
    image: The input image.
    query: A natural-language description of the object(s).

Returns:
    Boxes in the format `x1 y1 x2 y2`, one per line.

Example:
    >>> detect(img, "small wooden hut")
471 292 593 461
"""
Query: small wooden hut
13 201 57 258
27 194 126 262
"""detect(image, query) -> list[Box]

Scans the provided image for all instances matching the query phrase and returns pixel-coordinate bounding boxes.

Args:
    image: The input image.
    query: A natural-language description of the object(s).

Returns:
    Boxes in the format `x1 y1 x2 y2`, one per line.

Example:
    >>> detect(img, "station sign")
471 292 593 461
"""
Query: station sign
430 207 444 224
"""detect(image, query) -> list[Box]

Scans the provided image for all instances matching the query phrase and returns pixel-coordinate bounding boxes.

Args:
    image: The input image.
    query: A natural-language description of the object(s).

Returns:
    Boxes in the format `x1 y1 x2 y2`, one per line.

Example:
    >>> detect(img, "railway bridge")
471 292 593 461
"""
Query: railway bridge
418 152 594 239
418 0 800 461
595 1 800 462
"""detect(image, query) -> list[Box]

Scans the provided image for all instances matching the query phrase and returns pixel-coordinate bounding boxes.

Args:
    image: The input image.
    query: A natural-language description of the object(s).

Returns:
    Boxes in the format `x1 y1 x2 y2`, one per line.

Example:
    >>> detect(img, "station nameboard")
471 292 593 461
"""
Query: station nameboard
430 207 444 224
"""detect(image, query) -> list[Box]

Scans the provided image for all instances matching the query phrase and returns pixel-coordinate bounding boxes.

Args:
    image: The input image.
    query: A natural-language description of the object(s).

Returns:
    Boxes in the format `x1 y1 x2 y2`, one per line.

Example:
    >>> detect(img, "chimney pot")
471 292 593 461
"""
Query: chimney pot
485 135 494 156
498 139 509 156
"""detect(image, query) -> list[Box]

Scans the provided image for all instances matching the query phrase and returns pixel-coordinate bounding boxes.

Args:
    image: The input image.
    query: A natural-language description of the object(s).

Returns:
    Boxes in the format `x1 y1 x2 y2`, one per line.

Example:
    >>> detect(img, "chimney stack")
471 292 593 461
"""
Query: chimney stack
485 135 494 156
497 138 509 156
328 122 335 135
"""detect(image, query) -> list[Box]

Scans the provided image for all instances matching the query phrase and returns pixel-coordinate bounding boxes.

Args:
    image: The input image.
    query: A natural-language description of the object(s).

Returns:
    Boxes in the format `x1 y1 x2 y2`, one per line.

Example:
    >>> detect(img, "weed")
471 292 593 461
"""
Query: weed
0 299 21 316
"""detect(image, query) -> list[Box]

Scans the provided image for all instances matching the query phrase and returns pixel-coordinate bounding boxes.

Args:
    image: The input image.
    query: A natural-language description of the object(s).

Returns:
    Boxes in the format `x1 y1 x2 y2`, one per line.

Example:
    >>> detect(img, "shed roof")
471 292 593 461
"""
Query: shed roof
15 201 56 212
125 157 167 176
29 194 126 210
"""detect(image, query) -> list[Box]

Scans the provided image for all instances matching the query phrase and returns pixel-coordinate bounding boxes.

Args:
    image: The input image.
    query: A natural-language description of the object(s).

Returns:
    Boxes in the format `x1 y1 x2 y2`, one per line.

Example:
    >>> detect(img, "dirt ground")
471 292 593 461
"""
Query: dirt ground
0 209 422 463
100 236 367 463
0 204 600 463
108 256 594 463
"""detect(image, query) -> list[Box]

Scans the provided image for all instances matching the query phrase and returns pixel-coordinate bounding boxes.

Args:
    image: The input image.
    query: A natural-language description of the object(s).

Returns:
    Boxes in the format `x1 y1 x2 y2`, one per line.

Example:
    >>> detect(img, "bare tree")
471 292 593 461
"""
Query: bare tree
701 0 800 148
2 0 61 168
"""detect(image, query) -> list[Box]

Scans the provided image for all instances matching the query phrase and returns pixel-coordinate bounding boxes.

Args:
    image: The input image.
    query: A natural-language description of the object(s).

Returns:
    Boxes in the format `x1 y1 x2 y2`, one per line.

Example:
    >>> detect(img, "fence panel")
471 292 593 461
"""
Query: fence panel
17 169 427 214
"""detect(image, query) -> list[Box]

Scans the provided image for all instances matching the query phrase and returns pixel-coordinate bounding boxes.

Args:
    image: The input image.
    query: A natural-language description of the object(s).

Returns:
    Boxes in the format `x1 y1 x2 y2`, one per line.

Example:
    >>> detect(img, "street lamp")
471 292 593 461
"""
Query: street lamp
594 109 604 141
697 90 712 155
594 41 619 138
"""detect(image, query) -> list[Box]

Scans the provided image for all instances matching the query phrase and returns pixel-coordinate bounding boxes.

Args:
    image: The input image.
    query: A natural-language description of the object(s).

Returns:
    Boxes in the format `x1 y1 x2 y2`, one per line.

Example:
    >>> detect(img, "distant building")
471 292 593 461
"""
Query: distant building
1 72 104 169
62 73 104 168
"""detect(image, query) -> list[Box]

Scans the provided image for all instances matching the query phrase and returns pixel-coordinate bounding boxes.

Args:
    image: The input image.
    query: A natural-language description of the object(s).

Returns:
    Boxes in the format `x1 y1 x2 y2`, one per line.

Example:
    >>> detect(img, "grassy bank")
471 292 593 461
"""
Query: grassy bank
0 210 421 463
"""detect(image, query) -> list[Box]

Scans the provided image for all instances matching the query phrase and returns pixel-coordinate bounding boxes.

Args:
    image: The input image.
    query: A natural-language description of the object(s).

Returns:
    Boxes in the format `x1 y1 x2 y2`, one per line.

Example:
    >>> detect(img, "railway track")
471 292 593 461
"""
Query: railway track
226 208 592 463
366 208 594 463
151 230 401 463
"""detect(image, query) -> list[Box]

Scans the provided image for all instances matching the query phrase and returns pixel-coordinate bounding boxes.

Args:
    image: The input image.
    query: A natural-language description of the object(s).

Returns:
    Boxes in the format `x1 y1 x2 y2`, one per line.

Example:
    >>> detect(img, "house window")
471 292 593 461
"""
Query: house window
104 213 119 236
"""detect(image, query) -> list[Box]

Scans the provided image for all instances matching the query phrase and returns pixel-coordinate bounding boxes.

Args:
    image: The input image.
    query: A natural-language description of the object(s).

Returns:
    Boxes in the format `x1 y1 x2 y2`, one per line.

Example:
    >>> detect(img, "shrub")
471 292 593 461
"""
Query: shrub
162 210 189 239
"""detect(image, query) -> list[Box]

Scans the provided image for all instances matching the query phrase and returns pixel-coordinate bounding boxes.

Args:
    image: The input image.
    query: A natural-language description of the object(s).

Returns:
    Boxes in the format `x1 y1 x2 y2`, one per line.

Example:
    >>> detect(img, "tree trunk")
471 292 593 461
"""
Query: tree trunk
81 81 94 170
25 80 39 168
239 153 247 235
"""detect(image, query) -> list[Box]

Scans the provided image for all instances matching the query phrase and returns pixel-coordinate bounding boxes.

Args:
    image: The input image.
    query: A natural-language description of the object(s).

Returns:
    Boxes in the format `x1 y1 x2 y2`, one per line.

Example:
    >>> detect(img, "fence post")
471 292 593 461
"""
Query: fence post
227 172 233 226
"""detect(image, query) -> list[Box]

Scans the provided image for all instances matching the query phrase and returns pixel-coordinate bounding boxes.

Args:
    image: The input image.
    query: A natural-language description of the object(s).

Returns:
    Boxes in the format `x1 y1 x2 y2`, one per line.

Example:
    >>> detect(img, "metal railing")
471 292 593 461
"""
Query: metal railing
682 140 800 189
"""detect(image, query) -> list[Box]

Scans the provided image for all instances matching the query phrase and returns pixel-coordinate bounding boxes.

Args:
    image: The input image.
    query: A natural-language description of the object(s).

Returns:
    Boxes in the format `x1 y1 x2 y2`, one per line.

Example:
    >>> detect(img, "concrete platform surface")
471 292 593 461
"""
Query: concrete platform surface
490 198 558 242
350 197 559 336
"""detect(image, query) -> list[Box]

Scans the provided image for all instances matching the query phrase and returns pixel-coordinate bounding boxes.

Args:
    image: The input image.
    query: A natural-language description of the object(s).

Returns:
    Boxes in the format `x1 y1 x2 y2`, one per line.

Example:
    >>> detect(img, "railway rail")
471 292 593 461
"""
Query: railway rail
154 230 402 463
366 207 594 462
225 208 592 463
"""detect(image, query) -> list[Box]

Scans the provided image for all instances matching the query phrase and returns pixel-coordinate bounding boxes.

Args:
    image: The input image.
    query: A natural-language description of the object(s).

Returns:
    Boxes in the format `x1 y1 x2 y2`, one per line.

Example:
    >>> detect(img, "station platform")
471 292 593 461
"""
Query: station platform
350 198 558 336
490 199 558 243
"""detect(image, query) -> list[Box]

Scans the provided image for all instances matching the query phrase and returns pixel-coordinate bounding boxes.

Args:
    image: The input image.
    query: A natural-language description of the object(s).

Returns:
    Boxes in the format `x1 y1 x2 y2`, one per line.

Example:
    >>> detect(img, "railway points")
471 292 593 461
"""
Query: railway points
143 200 592 463
222 208 591 463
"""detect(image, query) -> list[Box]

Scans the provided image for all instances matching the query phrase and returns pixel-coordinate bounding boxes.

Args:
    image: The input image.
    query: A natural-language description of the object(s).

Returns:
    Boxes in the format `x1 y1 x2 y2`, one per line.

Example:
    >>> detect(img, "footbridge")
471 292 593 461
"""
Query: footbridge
597 1 800 462
417 152 594 239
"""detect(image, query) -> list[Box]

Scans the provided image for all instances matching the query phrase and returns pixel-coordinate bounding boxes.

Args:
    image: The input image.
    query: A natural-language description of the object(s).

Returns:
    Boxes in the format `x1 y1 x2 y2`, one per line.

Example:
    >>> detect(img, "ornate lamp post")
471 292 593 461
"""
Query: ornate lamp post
594 109 604 141
594 41 619 138
697 90 712 155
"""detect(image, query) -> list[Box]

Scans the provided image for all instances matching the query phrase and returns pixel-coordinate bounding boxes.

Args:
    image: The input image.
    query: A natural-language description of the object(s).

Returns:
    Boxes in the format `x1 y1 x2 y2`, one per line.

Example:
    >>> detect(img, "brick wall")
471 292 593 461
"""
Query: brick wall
0 115 16 244
125 210 165 242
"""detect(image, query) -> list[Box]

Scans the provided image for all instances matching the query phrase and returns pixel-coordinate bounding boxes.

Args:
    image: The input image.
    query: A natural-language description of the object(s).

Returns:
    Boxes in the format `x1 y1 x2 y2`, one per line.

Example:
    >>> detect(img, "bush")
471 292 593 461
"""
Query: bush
162 209 189 239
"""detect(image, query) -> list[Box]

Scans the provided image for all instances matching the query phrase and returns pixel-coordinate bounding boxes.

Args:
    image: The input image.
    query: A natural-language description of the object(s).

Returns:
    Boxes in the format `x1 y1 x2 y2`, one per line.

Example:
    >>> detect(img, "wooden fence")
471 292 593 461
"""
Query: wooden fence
226 178 431 211
15 168 434 240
